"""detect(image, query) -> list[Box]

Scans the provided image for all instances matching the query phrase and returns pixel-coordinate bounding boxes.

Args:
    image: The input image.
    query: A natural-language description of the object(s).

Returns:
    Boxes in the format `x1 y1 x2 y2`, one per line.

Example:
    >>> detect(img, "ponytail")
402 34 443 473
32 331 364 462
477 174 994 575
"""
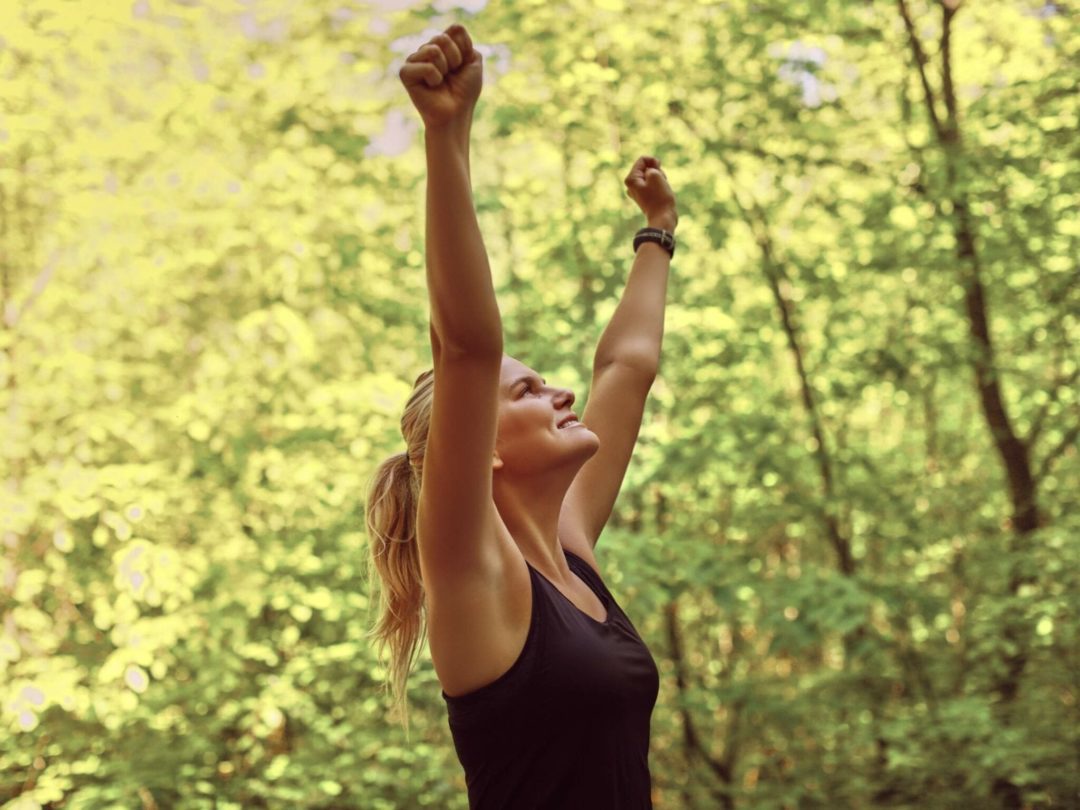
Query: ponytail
363 369 435 741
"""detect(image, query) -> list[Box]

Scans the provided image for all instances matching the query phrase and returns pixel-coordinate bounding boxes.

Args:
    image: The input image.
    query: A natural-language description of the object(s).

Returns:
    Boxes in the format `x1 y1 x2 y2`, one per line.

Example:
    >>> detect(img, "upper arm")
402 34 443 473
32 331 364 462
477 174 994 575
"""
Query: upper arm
417 346 506 592
558 360 655 564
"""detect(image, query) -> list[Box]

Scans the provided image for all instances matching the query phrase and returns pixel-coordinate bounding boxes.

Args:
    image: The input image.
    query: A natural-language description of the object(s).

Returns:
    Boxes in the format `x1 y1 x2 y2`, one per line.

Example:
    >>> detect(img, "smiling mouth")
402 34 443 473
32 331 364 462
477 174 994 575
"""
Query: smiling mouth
557 419 583 429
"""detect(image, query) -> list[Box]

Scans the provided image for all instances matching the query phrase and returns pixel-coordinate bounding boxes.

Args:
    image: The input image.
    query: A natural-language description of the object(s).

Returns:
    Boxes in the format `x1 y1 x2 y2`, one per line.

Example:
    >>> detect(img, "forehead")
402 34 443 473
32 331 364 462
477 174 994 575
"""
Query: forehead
496 358 548 397
500 355 544 385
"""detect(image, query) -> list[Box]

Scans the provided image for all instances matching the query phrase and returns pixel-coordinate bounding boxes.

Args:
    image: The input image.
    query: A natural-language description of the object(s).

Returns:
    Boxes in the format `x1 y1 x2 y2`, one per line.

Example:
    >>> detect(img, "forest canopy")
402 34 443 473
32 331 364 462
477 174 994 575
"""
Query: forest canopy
1 0 1077 808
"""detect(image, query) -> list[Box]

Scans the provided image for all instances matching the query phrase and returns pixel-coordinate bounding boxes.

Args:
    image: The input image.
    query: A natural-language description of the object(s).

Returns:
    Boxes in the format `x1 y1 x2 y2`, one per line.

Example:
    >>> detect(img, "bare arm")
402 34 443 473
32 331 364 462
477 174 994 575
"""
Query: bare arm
594 156 679 373
400 25 502 357
593 227 673 374
424 124 503 356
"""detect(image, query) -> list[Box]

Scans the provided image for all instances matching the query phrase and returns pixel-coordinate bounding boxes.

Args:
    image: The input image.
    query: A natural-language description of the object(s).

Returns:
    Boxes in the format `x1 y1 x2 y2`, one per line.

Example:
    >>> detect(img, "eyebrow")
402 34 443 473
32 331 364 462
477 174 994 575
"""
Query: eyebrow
509 374 546 391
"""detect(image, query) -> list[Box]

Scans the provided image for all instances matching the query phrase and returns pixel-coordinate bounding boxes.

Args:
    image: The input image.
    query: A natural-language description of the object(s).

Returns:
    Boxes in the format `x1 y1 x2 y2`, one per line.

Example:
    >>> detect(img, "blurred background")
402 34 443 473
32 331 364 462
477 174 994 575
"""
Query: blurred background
1 0 1077 807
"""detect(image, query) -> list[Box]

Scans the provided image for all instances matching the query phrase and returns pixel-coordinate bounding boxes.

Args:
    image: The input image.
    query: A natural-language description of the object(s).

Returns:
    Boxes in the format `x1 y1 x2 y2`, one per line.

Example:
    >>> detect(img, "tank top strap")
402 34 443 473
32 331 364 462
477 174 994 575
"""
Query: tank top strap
563 549 612 602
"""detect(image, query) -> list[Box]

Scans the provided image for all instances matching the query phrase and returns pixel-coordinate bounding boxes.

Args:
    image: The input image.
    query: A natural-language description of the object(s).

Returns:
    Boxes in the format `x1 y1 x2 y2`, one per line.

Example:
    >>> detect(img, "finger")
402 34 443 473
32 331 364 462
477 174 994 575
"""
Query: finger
399 61 444 89
627 156 653 183
432 31 464 71
444 23 473 66
407 43 449 77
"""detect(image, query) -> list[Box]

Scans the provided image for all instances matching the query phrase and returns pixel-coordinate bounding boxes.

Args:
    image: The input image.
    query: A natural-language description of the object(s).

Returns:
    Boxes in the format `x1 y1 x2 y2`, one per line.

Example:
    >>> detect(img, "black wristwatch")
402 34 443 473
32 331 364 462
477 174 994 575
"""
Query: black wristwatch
633 227 676 258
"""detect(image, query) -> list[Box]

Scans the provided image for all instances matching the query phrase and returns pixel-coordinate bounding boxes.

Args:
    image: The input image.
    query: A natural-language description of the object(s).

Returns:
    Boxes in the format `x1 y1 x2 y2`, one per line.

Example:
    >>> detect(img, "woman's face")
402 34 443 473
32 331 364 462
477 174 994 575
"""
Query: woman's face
494 354 598 476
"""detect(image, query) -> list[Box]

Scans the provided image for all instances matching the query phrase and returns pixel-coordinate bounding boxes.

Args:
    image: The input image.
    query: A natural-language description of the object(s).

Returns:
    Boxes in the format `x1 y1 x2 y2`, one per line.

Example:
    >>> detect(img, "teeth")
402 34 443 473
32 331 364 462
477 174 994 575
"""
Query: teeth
560 420 579 428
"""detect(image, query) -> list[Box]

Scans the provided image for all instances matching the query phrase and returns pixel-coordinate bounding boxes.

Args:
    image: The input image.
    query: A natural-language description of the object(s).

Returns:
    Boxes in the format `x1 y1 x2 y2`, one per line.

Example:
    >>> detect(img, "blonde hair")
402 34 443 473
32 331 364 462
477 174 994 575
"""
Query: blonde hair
364 368 435 741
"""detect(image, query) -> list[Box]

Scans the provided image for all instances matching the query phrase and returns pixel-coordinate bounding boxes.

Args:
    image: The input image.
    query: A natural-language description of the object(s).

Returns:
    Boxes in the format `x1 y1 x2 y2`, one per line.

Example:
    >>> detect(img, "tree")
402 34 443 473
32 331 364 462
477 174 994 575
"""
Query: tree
2 0 1076 807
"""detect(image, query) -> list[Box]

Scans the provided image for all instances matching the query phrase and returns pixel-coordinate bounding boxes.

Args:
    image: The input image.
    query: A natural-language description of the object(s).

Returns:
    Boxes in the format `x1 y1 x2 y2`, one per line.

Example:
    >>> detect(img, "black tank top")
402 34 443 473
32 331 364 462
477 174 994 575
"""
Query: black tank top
441 548 660 809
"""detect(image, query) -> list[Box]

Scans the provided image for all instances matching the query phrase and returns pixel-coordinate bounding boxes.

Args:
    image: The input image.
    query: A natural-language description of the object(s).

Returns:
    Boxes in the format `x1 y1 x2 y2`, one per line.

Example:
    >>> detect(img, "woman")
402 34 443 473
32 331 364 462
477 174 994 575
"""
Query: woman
366 23 679 809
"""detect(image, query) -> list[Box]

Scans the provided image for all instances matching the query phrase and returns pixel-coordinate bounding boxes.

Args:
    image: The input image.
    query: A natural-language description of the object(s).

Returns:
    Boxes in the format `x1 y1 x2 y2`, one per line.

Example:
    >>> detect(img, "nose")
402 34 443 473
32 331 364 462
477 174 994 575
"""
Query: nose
554 387 574 408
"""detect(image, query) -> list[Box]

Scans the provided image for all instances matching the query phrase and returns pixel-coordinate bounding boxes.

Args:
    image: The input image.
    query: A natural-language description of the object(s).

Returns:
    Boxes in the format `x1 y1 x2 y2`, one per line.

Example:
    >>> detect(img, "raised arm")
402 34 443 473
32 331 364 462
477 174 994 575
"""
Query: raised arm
399 28 511 612
593 156 679 373
400 24 502 356
556 157 679 552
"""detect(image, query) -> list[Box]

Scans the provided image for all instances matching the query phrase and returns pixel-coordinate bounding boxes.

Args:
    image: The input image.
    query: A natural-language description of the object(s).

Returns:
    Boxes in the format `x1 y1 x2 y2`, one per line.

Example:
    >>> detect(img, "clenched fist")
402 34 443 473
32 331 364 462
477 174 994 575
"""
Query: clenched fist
398 24 483 131
625 156 678 231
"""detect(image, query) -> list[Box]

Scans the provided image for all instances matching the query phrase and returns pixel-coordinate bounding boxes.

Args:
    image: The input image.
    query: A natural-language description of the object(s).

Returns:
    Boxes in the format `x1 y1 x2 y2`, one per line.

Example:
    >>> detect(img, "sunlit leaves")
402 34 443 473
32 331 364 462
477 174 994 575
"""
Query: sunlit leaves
1 0 1077 807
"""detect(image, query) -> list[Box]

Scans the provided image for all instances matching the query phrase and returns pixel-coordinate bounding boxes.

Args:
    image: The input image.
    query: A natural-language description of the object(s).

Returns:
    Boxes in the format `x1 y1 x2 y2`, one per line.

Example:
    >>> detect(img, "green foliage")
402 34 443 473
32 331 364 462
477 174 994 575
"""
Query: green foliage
1 0 1077 808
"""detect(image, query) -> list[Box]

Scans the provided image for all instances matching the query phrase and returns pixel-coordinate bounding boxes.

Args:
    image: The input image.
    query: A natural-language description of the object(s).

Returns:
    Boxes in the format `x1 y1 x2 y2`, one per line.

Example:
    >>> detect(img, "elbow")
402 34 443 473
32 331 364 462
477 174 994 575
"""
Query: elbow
436 333 504 362
430 318 503 360
594 345 659 379
596 353 658 381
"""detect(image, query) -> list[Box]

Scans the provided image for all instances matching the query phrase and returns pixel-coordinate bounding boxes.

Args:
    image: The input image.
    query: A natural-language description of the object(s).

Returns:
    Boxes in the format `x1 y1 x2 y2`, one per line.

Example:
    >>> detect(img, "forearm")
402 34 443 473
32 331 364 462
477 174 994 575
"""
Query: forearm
592 221 674 375
424 122 503 356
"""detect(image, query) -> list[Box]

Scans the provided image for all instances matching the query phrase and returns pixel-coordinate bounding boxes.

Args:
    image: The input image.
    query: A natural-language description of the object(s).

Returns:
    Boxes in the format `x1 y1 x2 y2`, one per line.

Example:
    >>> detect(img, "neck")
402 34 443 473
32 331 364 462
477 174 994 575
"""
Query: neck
493 465 577 584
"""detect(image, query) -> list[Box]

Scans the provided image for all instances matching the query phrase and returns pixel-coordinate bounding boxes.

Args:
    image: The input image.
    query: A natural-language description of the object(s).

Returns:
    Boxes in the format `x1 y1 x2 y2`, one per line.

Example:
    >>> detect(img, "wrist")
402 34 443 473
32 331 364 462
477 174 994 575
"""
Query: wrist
647 213 678 232
633 226 676 258
424 116 473 150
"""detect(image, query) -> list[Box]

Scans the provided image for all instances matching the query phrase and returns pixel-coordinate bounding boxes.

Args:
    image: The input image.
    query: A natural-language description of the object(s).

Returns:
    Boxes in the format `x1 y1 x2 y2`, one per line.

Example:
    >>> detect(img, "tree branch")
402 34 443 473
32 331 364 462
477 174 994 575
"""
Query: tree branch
1026 364 1080 451
897 0 946 141
3 248 61 330
938 0 961 135
665 599 739 808
1032 412 1080 486
671 105 857 575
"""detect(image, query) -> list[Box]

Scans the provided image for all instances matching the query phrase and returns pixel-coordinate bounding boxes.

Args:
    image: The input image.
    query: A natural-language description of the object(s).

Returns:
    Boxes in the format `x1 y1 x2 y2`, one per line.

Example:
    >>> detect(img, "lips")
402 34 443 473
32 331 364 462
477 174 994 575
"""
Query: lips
556 413 579 428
